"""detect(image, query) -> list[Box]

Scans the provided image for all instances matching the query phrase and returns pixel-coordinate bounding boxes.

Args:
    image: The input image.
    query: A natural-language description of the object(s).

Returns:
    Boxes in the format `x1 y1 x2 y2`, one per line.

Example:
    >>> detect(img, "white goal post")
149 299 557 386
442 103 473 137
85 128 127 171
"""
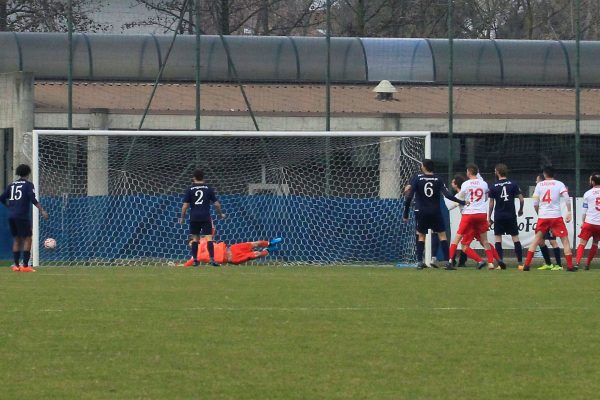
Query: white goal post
30 130 431 267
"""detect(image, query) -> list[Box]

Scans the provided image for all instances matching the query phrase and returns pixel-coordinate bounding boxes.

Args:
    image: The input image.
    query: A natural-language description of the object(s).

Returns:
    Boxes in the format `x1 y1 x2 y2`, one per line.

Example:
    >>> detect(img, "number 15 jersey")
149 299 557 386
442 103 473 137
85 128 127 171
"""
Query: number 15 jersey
532 179 568 218
459 178 489 215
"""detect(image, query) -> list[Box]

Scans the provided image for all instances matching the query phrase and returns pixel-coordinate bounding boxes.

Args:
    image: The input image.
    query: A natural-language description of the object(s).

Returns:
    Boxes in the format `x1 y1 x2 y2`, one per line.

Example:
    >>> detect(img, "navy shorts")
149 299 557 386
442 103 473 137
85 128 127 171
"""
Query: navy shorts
415 212 445 234
493 217 519 236
190 220 213 236
8 218 32 238
544 230 556 240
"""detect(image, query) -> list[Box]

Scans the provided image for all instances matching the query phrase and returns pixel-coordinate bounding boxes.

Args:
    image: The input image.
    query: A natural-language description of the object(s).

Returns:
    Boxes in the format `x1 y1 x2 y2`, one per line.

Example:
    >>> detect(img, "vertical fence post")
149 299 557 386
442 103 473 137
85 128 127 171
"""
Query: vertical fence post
67 0 73 130
325 0 331 132
325 0 332 195
447 0 454 181
574 0 581 245
195 0 201 131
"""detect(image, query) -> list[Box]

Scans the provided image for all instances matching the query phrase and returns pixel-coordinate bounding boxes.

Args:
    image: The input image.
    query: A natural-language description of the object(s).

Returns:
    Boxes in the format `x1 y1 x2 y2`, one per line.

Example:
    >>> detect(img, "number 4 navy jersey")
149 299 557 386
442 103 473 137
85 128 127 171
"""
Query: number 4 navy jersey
183 184 218 222
403 174 462 218
0 179 38 220
489 179 521 220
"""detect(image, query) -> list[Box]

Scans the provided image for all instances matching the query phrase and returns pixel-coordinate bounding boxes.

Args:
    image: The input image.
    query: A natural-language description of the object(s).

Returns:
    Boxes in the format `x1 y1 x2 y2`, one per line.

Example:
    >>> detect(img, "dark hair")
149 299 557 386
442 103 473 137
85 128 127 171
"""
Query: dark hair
466 164 479 176
421 159 434 172
16 164 31 178
592 174 600 186
495 163 508 177
536 174 545 182
193 169 204 181
542 166 555 178
452 174 466 188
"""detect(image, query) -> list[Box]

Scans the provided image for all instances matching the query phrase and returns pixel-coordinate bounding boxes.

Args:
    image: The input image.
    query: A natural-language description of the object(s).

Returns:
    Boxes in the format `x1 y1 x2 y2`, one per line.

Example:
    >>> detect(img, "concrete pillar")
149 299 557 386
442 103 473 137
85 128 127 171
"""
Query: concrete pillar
87 108 109 196
0 72 34 180
379 114 402 199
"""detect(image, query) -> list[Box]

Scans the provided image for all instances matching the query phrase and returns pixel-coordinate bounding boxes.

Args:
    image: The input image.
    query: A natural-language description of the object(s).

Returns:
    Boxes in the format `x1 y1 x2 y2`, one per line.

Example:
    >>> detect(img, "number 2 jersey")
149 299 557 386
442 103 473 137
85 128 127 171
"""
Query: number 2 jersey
582 187 600 225
532 179 569 219
0 179 38 220
459 178 489 215
403 174 463 218
183 184 218 221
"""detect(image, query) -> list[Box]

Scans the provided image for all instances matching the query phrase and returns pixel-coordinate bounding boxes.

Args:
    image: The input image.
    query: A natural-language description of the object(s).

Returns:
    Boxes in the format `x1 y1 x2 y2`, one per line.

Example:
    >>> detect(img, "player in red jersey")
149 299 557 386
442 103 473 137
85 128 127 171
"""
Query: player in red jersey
521 166 576 271
447 174 504 269
575 173 600 270
446 164 496 270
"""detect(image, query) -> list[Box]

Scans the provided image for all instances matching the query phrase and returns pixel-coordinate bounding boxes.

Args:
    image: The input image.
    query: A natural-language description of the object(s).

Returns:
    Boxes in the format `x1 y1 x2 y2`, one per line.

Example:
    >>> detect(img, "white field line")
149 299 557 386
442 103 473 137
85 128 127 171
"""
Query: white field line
2 306 589 314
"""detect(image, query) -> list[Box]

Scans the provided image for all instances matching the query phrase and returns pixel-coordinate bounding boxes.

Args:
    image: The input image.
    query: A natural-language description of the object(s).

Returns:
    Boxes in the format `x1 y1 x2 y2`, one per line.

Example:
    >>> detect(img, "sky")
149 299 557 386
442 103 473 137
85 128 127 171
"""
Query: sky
92 0 157 34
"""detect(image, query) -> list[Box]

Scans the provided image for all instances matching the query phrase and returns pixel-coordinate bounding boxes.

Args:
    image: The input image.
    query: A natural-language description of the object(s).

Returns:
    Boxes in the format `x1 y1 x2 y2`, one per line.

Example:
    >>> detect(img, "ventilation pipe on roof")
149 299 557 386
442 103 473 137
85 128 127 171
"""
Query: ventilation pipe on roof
373 80 397 101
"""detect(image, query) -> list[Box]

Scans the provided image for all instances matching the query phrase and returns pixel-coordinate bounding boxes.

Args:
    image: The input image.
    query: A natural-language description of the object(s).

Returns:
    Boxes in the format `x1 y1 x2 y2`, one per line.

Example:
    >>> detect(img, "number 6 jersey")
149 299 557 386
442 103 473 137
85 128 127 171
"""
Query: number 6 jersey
532 179 569 218
403 174 464 218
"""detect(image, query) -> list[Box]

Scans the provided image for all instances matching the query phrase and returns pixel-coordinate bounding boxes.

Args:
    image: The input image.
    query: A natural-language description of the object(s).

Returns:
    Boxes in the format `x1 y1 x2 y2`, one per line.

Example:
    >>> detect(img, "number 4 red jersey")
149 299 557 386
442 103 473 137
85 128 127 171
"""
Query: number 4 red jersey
459 178 489 215
533 179 569 218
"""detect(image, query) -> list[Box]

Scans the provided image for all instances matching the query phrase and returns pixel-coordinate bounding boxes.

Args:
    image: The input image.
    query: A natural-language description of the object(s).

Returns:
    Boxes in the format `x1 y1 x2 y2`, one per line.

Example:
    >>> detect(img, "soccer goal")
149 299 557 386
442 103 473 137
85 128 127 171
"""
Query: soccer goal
26 130 431 267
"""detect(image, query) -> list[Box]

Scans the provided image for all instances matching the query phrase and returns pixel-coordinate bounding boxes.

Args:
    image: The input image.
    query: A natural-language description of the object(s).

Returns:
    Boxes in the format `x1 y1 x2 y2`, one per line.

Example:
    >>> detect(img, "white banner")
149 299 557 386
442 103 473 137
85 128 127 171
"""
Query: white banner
449 198 587 249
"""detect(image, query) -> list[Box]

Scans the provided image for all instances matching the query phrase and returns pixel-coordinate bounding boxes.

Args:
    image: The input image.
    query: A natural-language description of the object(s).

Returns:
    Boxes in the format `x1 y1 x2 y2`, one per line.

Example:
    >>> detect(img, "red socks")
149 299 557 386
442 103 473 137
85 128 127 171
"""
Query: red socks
463 247 482 263
588 245 598 266
524 250 535 267
491 246 501 262
576 244 585 265
449 243 458 260
565 254 573 268
484 249 494 263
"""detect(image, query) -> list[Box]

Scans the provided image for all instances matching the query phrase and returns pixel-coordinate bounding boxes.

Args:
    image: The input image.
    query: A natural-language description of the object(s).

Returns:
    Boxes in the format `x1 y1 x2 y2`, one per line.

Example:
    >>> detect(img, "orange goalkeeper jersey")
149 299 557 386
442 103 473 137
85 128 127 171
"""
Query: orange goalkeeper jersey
197 239 227 264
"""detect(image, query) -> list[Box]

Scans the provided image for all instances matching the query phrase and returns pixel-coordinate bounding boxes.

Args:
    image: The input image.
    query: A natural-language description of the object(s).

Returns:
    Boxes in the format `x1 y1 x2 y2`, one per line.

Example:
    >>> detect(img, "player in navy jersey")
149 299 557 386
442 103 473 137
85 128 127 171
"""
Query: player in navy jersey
179 169 225 267
488 163 524 269
403 159 466 269
0 164 49 272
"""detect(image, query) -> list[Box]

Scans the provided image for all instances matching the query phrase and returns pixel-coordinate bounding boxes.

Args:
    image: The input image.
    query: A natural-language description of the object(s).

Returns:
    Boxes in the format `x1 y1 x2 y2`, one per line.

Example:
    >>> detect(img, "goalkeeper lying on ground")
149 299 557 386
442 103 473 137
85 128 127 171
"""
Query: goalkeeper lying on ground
180 237 282 266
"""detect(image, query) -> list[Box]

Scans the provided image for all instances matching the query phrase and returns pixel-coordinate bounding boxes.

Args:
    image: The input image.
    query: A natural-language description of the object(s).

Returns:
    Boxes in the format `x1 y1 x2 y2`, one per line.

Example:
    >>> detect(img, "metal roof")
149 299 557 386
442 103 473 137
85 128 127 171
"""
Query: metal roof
2 32 600 86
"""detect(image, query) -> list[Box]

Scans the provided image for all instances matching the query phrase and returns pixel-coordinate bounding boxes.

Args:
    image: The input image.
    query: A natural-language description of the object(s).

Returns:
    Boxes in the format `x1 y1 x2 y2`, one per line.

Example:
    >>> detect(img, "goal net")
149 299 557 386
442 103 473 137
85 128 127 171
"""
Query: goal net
26 130 430 266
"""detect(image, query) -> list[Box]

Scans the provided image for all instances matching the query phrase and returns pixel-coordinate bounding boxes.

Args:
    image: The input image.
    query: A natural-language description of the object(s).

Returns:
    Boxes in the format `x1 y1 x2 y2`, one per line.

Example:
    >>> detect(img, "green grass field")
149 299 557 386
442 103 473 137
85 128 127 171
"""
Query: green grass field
2 264 600 399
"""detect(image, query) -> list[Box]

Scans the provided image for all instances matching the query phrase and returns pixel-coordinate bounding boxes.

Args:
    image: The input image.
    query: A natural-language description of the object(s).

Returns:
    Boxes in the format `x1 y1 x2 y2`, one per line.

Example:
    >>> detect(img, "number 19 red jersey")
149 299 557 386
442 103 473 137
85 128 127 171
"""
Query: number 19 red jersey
459 178 489 215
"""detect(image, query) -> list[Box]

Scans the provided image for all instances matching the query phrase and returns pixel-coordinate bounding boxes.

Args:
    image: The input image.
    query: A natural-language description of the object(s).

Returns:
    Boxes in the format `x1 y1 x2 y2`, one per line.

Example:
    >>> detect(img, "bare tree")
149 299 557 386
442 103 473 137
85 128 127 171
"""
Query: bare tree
126 0 323 35
0 0 110 32
125 0 600 40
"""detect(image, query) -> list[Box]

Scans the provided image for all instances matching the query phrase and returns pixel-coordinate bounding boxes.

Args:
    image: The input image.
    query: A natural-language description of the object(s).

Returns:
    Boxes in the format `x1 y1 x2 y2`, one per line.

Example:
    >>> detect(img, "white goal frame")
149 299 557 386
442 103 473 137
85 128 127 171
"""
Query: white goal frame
31 130 431 267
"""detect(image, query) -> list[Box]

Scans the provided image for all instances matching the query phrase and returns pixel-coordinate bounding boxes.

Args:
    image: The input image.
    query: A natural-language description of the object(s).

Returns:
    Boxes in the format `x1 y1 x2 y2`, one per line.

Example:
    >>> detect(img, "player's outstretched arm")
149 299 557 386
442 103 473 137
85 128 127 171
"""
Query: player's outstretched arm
441 185 466 205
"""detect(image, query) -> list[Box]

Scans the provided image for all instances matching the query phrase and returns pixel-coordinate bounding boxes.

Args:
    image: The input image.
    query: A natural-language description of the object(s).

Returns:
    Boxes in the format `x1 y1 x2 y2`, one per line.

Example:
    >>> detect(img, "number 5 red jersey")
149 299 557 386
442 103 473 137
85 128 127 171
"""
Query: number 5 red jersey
582 187 600 225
